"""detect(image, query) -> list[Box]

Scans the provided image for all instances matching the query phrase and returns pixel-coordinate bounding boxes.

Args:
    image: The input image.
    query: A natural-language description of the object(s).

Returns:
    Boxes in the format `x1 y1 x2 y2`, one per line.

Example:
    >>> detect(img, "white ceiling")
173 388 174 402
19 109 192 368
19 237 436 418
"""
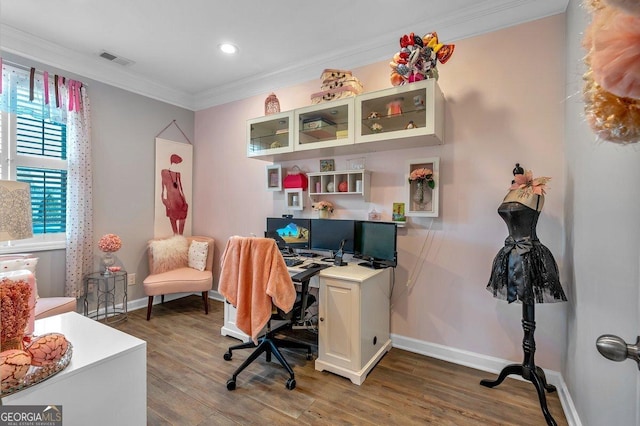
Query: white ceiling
0 0 568 111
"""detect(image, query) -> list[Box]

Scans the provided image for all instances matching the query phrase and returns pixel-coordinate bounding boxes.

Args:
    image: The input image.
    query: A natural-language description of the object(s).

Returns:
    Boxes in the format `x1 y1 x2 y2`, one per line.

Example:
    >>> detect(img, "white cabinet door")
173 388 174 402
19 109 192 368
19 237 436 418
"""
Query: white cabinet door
317 276 359 371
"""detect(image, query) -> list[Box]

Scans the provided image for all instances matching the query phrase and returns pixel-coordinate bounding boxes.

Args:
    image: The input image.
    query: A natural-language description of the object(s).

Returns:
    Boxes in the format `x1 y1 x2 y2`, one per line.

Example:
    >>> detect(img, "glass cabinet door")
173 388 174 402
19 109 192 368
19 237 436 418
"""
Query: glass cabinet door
355 79 443 147
247 111 294 158
294 98 354 152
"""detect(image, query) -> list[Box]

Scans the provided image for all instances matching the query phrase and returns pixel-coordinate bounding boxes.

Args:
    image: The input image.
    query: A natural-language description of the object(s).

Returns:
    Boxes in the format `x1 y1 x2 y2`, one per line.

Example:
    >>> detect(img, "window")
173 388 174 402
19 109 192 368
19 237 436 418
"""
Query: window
0 80 68 249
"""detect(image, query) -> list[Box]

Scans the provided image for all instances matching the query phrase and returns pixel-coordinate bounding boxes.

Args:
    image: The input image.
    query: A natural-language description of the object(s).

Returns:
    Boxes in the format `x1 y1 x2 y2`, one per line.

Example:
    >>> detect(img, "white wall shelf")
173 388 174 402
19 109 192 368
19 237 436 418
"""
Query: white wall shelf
307 170 371 202
284 188 305 210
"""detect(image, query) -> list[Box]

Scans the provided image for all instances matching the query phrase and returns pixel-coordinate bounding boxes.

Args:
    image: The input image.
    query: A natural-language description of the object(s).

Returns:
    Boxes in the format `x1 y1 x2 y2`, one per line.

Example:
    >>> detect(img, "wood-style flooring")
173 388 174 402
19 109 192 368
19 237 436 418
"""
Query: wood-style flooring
111 296 568 425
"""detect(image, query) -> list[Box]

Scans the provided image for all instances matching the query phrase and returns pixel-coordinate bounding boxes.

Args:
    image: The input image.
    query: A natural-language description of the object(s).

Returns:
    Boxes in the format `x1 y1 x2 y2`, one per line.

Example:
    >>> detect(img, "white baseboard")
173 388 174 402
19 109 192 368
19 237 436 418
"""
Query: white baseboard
390 334 582 426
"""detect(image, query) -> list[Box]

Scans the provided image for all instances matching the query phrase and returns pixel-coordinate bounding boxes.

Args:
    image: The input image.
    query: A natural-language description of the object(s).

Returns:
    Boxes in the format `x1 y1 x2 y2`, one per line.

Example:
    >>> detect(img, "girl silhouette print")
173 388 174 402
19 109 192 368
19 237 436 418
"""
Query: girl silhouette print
161 154 188 235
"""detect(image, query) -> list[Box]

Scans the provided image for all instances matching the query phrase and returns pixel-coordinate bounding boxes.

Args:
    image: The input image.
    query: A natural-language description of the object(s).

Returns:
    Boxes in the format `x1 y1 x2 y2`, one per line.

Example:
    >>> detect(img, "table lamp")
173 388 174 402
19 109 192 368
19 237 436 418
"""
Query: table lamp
0 180 35 345
0 180 33 242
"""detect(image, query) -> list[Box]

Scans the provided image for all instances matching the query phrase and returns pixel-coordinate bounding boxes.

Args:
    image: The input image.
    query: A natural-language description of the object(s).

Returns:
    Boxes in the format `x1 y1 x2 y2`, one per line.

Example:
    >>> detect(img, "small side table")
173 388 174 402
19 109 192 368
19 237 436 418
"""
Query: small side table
83 271 128 323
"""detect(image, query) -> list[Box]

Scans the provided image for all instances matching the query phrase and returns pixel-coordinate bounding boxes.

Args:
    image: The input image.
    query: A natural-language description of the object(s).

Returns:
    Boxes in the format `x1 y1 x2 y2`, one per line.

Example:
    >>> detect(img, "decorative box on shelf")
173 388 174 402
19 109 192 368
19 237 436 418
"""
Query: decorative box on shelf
406 157 439 217
283 166 308 190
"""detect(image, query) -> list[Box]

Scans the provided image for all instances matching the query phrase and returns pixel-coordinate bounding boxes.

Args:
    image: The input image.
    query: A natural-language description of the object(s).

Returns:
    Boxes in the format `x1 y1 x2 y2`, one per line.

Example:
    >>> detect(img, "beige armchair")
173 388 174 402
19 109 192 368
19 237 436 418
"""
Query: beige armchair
142 235 214 320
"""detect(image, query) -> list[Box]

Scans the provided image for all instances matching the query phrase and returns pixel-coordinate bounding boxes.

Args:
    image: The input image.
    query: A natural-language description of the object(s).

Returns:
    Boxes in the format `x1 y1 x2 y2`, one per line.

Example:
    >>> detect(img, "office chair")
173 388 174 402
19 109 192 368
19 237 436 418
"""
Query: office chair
218 237 320 390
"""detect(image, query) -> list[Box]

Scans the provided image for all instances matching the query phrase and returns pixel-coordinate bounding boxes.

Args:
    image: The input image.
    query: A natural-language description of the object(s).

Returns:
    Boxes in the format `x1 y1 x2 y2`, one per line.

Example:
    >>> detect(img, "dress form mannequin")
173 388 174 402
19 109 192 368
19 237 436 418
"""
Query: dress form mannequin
481 165 567 426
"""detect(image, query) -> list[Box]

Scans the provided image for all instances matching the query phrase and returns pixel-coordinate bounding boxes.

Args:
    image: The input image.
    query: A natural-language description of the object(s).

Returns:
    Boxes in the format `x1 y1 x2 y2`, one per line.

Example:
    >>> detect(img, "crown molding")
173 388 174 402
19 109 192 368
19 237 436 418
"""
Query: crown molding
1 0 567 111
0 24 194 110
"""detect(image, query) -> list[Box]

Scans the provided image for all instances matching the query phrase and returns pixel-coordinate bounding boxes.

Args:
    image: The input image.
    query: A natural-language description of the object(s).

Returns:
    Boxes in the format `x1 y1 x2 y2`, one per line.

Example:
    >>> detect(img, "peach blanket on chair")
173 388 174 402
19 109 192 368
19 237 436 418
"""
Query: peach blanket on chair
219 237 295 343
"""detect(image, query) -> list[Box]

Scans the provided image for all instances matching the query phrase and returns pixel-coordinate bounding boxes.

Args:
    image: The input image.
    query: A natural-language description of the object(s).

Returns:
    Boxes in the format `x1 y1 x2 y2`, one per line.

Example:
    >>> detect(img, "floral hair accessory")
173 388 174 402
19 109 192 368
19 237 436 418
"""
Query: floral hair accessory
312 201 334 212
408 168 435 189
98 233 122 252
510 170 551 198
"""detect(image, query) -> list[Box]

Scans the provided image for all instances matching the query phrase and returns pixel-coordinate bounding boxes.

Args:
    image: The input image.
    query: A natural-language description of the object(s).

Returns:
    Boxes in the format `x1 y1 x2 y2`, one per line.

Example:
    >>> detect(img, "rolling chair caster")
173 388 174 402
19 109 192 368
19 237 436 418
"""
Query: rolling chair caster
226 379 236 391
286 378 296 390
223 351 232 361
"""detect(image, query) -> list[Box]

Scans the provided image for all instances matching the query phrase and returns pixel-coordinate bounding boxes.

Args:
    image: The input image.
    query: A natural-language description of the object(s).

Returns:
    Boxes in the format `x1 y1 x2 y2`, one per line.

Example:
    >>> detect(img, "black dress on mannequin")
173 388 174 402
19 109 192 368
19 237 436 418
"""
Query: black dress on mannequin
482 196 567 426
486 201 567 304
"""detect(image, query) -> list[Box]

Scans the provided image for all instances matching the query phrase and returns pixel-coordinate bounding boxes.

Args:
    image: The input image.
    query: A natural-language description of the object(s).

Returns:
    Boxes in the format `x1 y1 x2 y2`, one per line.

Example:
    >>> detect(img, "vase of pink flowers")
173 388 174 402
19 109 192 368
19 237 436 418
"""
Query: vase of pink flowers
408 168 435 210
313 201 334 219
98 234 122 275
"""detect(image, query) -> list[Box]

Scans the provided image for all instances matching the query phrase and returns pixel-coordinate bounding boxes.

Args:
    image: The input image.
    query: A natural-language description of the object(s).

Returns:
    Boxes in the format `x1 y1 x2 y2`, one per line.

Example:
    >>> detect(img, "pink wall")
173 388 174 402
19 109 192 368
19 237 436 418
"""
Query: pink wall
194 15 567 369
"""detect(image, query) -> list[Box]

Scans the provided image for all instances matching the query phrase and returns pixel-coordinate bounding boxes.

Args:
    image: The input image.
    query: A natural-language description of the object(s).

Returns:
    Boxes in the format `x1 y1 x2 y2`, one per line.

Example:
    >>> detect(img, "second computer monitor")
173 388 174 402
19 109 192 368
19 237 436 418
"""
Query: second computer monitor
310 219 355 254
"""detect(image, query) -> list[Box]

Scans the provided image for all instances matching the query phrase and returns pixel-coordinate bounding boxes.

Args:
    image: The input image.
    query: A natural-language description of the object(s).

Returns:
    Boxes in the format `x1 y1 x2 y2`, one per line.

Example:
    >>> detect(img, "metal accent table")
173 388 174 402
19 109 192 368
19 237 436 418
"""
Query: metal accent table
83 270 128 323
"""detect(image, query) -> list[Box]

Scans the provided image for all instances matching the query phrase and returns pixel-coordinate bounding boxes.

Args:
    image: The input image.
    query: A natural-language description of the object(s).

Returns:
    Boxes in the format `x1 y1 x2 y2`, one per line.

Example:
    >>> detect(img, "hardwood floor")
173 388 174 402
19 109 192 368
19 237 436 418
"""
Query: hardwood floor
111 296 568 425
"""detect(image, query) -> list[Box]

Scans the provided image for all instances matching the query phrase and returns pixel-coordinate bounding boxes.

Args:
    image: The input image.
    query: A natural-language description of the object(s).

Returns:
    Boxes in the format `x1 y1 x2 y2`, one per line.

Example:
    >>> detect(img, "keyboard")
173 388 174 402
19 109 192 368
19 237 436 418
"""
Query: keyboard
284 258 303 267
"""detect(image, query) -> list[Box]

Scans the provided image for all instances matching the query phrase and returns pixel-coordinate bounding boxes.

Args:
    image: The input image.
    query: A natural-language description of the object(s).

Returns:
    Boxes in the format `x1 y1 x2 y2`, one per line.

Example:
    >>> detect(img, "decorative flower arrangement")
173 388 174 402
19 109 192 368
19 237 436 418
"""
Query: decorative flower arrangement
98 233 122 253
312 201 334 213
510 170 551 198
1 278 32 345
408 168 435 189
390 32 455 86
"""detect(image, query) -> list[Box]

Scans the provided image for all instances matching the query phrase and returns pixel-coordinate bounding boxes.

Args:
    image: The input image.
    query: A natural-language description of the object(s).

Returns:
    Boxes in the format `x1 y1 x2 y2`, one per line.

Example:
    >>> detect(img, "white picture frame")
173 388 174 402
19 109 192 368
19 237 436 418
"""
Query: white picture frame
266 164 282 191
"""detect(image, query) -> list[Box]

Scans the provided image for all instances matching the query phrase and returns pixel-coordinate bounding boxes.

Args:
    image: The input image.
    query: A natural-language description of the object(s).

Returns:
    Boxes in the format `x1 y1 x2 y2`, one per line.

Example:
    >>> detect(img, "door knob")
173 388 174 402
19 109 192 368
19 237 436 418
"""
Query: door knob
596 334 640 370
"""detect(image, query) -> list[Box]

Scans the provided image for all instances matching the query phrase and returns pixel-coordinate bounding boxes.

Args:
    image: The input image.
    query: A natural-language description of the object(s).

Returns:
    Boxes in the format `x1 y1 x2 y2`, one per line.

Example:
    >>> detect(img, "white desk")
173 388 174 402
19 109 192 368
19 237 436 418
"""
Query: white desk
1 312 147 426
221 259 392 385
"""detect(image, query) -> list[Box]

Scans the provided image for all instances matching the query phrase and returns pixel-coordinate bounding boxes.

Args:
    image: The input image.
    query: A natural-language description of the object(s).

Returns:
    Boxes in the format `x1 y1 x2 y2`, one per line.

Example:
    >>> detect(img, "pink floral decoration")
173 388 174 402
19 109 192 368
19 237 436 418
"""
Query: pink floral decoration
408 168 435 189
510 170 551 198
98 234 122 252
312 201 334 212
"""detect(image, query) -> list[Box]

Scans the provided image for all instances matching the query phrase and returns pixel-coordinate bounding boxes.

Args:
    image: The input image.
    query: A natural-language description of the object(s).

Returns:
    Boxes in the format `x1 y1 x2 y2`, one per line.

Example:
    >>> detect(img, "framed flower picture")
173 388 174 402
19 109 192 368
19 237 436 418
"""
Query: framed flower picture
406 157 439 217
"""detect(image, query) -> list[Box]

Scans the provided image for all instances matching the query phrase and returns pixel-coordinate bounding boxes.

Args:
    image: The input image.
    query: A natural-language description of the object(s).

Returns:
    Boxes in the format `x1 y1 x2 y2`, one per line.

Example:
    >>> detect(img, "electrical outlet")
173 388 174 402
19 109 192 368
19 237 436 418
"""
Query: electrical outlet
128 273 136 286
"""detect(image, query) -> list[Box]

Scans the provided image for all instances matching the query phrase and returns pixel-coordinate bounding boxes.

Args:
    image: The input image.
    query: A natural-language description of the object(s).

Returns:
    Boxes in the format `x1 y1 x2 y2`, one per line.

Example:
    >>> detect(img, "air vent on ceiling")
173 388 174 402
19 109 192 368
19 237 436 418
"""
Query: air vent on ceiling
98 51 134 66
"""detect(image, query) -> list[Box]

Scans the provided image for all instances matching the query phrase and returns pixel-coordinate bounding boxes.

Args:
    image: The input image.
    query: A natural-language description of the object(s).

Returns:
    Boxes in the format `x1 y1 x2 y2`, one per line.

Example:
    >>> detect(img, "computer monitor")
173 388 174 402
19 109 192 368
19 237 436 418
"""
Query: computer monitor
310 219 355 256
265 217 311 250
354 221 397 268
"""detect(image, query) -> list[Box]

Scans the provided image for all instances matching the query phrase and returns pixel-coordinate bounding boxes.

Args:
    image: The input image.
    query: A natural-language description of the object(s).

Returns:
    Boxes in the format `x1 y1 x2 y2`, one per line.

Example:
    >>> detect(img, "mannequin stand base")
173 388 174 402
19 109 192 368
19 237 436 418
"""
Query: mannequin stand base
480 363 557 426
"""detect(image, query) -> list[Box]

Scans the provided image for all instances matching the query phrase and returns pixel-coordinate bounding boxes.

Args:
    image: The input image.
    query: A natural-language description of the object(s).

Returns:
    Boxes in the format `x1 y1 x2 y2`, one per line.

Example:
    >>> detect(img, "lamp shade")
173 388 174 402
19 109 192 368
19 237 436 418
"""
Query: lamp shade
0 180 33 241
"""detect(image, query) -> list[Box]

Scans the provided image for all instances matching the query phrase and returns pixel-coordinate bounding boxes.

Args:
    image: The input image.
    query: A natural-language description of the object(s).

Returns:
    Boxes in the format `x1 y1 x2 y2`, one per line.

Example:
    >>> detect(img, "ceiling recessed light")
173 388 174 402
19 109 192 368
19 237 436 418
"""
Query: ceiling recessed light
219 43 238 54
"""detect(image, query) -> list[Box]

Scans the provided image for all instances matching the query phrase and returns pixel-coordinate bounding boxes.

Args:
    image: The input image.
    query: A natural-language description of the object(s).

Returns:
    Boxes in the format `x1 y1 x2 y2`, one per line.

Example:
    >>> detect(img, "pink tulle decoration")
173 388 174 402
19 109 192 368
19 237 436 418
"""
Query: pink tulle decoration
604 0 640 16
589 9 640 99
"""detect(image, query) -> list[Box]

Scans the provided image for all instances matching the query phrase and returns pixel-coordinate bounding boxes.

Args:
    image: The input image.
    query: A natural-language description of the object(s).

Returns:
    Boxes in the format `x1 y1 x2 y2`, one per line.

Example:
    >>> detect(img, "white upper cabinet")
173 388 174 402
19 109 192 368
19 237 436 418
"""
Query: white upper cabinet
247 80 444 161
355 79 444 149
